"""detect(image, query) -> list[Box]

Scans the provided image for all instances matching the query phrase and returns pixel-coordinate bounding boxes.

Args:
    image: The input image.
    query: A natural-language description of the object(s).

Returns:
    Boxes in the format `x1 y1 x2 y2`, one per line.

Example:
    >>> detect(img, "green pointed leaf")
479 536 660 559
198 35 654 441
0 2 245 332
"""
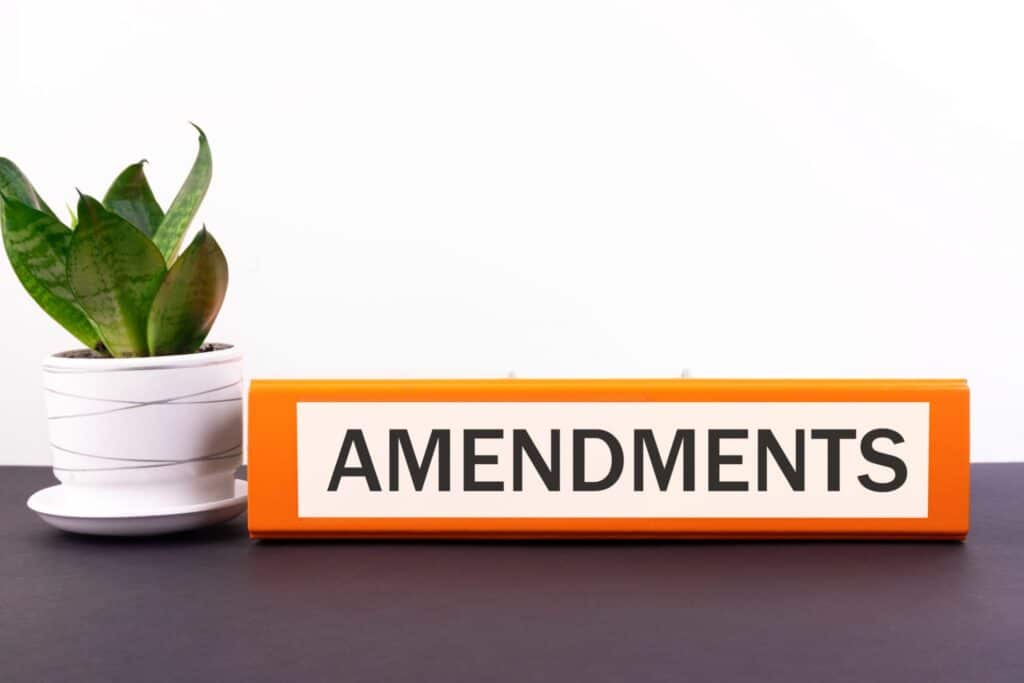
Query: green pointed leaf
152 124 211 263
147 227 228 356
1 195 100 348
103 161 164 237
0 158 57 218
68 195 167 357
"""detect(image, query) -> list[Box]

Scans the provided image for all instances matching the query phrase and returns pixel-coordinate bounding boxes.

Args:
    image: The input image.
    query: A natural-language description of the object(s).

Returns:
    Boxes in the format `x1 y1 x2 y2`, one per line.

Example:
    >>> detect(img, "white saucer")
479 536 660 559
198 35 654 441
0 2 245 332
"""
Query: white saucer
27 480 248 536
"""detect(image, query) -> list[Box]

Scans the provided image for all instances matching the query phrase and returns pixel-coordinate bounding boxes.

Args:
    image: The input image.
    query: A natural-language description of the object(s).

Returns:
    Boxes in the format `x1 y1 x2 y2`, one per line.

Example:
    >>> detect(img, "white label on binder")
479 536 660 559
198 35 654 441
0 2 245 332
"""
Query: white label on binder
296 402 929 518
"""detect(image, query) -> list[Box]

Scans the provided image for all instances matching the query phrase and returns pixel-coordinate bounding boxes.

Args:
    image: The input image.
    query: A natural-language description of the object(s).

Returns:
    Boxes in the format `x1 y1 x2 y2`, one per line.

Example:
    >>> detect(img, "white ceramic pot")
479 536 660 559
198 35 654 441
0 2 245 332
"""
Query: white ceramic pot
42 344 243 513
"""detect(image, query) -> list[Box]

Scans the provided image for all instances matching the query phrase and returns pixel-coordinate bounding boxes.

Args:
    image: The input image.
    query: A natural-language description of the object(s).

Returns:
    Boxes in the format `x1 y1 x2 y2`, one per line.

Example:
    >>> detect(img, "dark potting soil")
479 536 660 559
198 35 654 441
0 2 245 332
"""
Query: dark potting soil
53 343 231 360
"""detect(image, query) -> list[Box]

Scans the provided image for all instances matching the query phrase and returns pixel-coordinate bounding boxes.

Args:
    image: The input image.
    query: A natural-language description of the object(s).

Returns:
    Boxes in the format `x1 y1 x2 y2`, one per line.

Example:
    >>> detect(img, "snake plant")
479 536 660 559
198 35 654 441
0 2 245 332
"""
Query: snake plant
0 125 228 357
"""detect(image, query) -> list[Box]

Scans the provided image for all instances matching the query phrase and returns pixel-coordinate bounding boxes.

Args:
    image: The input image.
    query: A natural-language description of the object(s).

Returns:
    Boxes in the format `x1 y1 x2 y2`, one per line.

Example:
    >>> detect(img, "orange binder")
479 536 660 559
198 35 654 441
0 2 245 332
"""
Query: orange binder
247 379 969 539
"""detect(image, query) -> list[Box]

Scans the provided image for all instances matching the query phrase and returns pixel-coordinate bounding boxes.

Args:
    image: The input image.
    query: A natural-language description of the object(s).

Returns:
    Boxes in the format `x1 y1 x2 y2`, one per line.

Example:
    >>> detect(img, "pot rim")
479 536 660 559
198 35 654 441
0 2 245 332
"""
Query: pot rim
43 342 241 373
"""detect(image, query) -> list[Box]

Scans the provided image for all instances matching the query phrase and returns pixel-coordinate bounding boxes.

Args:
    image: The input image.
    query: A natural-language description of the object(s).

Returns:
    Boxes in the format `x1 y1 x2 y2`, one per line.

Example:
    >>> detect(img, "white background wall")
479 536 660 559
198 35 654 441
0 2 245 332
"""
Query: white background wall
2 1 1021 465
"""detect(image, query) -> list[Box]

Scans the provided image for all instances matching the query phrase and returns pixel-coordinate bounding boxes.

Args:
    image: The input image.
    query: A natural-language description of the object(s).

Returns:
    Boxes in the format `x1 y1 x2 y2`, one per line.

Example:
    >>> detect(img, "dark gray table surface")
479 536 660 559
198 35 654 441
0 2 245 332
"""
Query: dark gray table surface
2 464 1022 683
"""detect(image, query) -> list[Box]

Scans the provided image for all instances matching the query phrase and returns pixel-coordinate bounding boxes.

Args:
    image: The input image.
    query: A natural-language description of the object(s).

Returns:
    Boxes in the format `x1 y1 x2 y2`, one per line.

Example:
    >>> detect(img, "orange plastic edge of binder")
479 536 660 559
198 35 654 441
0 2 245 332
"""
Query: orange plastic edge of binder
247 379 969 540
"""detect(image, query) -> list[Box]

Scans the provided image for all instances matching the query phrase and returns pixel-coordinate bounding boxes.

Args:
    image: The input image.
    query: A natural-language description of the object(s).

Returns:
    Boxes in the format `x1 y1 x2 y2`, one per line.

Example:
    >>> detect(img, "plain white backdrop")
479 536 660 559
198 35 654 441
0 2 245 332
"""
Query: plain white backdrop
1 1 1021 465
